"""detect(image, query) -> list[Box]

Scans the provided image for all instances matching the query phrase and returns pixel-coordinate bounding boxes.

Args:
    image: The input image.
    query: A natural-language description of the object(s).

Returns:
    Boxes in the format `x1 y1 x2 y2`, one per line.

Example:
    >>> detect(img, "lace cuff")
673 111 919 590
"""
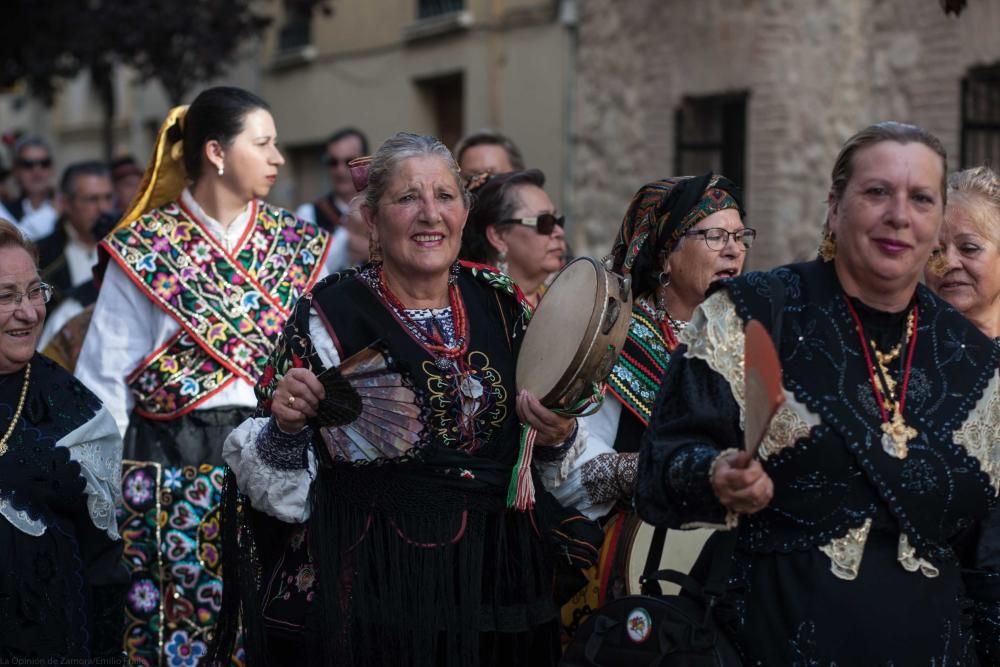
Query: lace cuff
255 419 312 471
666 444 726 523
581 452 638 506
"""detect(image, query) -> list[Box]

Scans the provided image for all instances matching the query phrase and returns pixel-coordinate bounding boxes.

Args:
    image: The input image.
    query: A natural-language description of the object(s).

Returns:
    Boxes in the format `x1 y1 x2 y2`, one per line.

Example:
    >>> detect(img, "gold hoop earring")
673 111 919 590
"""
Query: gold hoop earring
927 251 948 278
818 231 837 262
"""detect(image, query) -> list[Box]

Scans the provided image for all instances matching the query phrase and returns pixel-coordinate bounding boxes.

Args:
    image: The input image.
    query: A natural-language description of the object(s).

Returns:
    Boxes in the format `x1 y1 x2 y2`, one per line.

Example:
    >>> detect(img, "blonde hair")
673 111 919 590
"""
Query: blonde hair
0 218 38 263
946 166 1000 244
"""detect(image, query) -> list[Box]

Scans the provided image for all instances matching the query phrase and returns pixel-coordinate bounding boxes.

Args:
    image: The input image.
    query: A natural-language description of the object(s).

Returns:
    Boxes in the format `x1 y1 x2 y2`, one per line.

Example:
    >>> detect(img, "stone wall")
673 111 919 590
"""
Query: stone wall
570 0 1000 269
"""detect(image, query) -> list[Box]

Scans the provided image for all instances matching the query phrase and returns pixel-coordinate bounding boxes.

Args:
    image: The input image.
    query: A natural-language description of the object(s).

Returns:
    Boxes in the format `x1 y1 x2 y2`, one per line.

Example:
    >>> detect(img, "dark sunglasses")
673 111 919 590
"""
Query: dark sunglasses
500 213 565 235
17 157 52 170
324 155 361 168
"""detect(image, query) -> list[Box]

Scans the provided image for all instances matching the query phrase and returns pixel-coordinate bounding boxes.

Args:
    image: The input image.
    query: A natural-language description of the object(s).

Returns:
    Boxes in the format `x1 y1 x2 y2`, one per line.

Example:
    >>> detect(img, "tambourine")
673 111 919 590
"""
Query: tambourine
516 257 632 408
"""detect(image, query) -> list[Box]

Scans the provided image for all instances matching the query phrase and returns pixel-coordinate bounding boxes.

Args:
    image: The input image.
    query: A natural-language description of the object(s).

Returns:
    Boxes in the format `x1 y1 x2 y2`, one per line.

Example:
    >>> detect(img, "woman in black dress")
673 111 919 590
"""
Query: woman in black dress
637 122 1000 665
0 219 125 660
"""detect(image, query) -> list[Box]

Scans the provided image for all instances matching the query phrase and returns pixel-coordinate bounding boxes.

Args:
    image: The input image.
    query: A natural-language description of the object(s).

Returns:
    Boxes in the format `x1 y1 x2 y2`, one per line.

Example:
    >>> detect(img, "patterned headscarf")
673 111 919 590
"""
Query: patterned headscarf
609 173 744 296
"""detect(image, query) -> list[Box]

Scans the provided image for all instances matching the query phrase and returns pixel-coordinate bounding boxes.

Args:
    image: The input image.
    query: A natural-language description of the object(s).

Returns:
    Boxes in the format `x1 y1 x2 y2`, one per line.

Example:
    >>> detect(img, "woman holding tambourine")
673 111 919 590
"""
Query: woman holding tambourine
534 174 752 638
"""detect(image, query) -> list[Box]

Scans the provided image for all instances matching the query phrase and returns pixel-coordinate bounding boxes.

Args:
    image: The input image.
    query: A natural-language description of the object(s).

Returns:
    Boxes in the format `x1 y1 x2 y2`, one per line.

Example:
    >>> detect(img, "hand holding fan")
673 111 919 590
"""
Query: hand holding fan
743 320 785 457
313 345 425 464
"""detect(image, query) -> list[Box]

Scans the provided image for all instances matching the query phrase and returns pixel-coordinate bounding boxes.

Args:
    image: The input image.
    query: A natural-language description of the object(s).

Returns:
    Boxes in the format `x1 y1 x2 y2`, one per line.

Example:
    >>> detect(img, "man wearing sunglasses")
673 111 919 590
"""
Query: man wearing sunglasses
295 127 368 271
1 135 58 241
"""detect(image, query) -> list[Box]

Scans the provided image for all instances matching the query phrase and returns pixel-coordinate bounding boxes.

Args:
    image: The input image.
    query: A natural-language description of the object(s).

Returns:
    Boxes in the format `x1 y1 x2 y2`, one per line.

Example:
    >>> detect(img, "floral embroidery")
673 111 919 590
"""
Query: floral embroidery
107 201 328 420
127 578 160 614
164 630 207 667
422 350 507 452
683 291 819 460
952 371 1000 494
607 297 672 425
119 462 239 666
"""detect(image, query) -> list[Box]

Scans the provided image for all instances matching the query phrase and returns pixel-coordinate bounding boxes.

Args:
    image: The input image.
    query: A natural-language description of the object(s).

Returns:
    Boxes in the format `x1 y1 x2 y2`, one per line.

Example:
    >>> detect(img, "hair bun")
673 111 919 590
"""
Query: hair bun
166 120 184 144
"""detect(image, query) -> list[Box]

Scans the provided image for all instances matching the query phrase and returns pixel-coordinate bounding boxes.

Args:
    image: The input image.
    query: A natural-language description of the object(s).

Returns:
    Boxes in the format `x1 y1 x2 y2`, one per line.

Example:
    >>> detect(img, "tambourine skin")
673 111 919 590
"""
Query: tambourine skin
516 257 633 408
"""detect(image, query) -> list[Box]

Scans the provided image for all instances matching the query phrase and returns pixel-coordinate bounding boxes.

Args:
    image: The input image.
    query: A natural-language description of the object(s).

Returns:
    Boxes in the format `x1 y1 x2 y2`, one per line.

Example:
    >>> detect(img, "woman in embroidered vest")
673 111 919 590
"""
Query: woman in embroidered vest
459 169 567 308
0 220 126 660
75 86 330 466
215 132 581 667
926 166 1000 347
535 174 752 637
635 122 1000 665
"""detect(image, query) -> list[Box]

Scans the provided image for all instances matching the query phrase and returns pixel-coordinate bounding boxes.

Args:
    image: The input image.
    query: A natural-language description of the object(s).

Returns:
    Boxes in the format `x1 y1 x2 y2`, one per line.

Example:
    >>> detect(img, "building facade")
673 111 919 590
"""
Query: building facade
570 0 1000 267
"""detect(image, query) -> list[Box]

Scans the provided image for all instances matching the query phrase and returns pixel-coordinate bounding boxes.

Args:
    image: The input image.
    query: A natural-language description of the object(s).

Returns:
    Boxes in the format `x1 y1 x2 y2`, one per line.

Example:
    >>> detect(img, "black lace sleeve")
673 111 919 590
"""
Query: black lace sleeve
635 348 742 528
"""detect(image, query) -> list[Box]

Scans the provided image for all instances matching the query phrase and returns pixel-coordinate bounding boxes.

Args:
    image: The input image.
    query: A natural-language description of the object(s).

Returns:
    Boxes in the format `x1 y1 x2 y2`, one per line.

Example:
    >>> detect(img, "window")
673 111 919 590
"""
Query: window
418 0 464 19
415 73 464 151
278 1 312 52
674 93 748 195
961 65 1000 168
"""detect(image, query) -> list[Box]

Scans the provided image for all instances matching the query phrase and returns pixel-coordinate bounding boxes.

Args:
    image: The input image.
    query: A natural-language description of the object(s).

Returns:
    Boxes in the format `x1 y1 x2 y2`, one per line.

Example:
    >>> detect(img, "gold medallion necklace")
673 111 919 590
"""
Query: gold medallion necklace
843 298 919 459
0 363 31 457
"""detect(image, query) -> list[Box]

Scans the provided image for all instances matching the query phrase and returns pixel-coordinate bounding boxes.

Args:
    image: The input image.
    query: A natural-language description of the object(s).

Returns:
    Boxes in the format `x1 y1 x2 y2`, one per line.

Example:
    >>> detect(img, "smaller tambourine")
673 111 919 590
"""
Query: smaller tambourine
516 257 632 408
743 319 785 457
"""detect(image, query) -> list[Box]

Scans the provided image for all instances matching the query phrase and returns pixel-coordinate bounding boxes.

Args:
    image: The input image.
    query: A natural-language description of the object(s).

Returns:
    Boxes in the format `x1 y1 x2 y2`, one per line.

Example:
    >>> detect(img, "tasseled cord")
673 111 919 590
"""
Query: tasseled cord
506 382 606 510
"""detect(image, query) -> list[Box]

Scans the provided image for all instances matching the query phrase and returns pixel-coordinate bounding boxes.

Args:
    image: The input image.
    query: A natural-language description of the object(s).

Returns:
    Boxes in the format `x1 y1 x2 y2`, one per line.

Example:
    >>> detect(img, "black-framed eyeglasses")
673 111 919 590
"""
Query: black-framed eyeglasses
16 157 52 170
499 213 565 235
683 227 756 251
0 283 53 311
324 155 361 168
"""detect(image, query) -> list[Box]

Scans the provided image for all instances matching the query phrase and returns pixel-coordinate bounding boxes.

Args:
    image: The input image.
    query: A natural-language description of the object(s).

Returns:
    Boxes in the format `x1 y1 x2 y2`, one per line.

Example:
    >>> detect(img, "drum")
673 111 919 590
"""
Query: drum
516 257 632 407
618 514 714 596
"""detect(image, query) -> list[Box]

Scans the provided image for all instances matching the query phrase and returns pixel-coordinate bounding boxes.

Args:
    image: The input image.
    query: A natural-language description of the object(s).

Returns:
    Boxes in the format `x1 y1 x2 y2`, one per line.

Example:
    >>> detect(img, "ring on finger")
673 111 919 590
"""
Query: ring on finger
287 395 296 407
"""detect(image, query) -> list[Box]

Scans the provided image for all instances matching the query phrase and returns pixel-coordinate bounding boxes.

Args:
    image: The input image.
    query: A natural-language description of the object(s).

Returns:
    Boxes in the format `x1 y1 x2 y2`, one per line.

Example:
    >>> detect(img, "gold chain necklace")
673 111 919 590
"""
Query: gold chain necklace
0 363 31 456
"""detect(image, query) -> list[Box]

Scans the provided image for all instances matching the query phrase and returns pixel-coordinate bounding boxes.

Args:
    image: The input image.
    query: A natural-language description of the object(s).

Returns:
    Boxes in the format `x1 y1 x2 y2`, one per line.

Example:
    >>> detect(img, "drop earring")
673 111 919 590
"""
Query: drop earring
497 250 509 275
217 163 225 177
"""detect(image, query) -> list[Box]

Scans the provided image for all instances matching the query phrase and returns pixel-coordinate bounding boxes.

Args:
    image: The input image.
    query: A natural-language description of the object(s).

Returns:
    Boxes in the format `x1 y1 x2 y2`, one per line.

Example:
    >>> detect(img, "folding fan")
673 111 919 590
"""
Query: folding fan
743 319 785 458
313 345 425 464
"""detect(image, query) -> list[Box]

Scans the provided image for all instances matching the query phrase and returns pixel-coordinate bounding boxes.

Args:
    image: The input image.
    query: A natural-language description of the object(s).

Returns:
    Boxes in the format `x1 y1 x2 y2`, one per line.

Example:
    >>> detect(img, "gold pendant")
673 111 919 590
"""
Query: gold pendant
880 412 917 459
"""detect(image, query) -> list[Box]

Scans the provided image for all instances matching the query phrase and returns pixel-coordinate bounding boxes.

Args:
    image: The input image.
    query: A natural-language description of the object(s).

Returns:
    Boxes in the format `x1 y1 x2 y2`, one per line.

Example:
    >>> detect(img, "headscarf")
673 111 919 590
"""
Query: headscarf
609 173 744 296
114 105 190 231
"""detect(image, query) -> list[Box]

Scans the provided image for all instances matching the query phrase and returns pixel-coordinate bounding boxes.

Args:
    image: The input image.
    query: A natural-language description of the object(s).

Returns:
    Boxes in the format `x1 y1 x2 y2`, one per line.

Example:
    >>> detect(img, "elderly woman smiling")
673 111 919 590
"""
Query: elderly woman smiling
926 166 1000 343
636 122 1000 664
219 133 576 666
0 219 125 660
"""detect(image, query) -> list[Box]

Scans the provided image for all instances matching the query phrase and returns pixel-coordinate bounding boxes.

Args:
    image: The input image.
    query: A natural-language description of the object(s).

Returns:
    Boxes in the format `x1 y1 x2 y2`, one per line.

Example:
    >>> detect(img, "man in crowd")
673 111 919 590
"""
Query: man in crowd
2 135 58 239
296 127 368 271
36 161 114 346
454 129 525 179
110 155 144 216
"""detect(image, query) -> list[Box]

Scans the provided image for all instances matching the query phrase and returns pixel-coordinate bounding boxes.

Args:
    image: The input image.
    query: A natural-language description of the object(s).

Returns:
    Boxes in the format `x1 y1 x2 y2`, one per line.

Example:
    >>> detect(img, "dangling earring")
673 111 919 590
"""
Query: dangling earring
658 271 671 287
448 260 461 285
217 163 225 177
818 230 837 262
497 250 509 275
927 250 948 278
369 233 382 264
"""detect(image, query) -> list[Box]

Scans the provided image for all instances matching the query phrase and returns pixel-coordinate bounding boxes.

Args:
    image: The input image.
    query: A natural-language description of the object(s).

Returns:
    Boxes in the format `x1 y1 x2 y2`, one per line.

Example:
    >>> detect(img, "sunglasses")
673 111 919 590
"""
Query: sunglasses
500 213 565 235
17 157 52 170
324 155 361 168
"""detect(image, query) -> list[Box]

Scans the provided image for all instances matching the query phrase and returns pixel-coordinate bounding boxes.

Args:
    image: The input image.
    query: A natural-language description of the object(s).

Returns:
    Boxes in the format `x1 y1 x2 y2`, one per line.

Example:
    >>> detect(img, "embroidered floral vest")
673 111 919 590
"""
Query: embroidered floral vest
101 200 329 420
607 298 675 427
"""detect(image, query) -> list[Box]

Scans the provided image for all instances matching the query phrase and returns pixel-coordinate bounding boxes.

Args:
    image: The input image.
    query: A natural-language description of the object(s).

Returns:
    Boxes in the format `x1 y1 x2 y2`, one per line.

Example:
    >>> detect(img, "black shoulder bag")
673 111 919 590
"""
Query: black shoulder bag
560 274 786 667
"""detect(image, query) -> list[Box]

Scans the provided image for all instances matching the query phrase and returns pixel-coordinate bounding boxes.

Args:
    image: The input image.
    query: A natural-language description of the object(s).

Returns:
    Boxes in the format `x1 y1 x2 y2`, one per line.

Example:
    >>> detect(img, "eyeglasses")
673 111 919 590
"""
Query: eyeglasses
324 155 361 168
16 158 52 170
683 227 756 251
500 213 565 235
0 283 53 311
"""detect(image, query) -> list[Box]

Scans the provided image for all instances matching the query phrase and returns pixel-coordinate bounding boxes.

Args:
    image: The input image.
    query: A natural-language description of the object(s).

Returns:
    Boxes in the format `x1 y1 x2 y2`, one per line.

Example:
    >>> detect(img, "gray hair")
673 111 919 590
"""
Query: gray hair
364 132 470 213
13 134 51 159
60 160 111 198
